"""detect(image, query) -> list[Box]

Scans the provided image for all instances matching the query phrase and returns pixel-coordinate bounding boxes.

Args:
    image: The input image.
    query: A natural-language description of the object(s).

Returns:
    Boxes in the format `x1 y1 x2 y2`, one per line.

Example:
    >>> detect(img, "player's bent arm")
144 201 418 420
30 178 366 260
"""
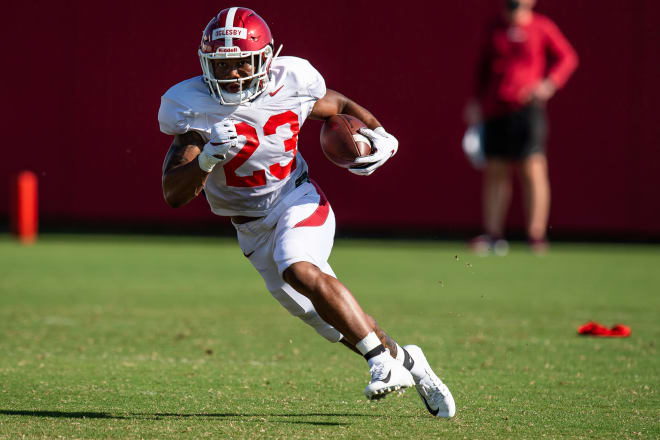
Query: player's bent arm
309 89 381 129
161 131 209 208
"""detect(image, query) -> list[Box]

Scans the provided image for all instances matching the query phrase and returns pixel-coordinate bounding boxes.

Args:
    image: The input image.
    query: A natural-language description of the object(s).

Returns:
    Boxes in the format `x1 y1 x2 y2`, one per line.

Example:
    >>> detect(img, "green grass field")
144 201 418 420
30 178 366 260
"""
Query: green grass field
0 234 658 439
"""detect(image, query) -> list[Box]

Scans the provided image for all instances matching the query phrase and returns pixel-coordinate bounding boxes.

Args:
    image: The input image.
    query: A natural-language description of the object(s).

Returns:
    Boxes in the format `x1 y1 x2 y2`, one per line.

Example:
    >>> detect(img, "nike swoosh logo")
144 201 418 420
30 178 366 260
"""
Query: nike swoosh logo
243 251 254 258
420 394 440 416
269 85 284 97
381 371 391 384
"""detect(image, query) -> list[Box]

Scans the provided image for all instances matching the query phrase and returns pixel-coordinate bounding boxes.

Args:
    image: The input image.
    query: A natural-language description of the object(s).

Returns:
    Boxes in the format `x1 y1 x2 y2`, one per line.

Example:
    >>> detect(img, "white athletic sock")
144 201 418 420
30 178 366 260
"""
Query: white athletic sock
356 332 382 355
356 332 387 367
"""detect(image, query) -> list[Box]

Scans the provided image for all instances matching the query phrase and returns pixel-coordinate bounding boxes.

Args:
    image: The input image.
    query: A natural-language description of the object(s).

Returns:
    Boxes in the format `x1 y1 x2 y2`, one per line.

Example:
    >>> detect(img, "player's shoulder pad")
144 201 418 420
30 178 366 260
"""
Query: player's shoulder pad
158 76 209 135
272 56 326 100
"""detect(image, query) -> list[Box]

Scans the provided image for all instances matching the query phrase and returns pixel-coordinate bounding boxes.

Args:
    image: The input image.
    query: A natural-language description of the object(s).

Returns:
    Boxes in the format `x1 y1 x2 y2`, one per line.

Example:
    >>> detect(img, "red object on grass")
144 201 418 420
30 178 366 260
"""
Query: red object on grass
10 171 38 244
578 321 631 338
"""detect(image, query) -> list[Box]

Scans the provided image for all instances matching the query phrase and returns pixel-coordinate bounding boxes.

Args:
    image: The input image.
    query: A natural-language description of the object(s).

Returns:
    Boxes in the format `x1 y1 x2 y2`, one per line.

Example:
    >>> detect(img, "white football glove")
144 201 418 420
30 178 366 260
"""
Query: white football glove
349 127 399 176
197 119 238 172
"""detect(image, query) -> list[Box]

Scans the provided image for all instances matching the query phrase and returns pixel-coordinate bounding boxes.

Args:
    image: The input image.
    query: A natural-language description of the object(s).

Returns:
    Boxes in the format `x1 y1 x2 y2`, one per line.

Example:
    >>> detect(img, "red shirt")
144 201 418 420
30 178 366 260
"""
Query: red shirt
476 12 578 117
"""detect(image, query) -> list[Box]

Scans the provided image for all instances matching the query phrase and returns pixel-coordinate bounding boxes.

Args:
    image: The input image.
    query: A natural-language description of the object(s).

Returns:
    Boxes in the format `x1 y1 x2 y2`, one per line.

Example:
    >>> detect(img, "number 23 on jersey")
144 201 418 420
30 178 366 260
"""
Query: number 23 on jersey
223 110 300 188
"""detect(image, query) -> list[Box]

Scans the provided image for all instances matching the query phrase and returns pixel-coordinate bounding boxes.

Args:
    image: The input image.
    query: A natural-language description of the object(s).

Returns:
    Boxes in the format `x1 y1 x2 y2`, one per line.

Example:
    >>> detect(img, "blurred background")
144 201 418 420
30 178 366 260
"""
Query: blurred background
2 0 659 241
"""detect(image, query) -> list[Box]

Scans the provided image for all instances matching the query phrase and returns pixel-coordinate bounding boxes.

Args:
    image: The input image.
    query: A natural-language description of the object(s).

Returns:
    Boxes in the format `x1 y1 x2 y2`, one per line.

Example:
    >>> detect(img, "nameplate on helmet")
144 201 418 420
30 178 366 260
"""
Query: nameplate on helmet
212 27 248 40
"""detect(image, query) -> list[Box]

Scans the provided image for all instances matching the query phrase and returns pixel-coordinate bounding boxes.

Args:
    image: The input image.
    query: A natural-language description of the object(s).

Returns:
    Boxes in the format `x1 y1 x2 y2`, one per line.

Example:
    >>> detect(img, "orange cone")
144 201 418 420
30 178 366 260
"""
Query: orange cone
10 171 38 244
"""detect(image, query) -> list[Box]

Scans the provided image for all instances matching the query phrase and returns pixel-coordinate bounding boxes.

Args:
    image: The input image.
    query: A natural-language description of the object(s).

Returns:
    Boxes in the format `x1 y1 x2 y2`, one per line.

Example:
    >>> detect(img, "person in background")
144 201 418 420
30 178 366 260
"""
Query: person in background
466 0 578 255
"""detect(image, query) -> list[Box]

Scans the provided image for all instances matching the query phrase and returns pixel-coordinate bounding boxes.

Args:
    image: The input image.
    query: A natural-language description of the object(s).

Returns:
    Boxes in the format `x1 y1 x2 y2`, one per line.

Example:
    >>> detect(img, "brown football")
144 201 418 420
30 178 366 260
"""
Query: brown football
320 114 373 168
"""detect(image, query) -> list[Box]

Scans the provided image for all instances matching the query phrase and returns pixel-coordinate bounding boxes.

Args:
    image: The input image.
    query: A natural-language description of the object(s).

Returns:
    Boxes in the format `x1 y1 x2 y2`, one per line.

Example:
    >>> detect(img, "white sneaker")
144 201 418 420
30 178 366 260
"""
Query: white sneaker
404 345 456 418
493 238 509 256
364 353 414 400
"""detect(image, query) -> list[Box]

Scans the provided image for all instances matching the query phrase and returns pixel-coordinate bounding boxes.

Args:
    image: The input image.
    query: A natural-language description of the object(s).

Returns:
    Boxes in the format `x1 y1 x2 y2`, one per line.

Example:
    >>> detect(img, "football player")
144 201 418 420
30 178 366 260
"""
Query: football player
158 7 454 417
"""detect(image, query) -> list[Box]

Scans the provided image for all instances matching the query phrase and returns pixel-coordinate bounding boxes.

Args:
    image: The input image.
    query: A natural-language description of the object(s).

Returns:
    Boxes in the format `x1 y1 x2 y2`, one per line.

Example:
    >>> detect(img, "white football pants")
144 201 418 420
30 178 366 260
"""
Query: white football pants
232 180 343 342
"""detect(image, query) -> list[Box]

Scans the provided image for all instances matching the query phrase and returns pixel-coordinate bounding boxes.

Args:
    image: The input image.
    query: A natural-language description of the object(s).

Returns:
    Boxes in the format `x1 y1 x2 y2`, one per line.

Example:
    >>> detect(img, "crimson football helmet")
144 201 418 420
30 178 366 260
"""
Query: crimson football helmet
199 7 281 105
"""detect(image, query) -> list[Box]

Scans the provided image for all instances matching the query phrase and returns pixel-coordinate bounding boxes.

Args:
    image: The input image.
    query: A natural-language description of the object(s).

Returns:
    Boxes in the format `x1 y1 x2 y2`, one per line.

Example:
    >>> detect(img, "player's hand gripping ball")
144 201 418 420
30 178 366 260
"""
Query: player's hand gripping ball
349 127 399 176
320 114 373 168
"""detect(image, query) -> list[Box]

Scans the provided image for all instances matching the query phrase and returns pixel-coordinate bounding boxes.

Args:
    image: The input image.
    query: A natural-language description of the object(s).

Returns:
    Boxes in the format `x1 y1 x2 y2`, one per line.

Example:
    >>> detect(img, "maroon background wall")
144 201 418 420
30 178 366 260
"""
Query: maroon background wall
2 1 659 238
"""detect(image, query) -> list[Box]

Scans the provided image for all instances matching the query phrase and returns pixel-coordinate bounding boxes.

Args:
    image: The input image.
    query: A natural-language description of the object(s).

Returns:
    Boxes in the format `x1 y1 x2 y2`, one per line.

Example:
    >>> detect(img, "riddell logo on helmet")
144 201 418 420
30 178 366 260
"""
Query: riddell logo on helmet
212 27 247 40
215 47 241 53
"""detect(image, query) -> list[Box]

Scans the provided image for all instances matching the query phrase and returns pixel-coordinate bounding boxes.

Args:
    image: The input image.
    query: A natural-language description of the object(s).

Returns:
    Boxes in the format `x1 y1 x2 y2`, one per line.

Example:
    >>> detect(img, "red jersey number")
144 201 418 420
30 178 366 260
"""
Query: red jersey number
223 111 300 188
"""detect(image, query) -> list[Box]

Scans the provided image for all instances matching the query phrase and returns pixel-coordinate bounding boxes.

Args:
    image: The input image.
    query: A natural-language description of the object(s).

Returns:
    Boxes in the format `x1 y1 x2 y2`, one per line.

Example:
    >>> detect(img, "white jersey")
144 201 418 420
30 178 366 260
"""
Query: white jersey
158 56 326 217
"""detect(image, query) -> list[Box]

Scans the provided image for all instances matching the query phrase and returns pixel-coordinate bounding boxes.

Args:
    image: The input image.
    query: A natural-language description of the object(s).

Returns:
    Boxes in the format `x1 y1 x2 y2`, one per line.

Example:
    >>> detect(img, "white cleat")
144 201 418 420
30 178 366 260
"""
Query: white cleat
364 354 415 400
404 345 456 418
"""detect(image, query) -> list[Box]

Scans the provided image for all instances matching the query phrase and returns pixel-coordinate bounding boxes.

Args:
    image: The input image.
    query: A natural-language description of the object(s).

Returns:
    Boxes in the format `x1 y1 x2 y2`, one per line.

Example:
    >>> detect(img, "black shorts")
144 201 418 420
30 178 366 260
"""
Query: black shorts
483 104 547 160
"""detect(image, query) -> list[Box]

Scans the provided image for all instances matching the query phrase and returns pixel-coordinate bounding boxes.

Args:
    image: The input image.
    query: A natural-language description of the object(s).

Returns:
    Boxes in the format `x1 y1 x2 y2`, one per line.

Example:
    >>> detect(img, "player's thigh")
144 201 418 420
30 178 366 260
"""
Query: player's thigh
234 223 282 294
273 190 336 277
233 205 342 342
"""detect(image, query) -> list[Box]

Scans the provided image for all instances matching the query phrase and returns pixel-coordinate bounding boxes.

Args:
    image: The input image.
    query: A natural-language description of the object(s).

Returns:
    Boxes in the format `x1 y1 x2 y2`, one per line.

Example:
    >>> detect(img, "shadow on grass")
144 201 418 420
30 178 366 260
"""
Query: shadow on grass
1 409 376 426
140 412 370 425
281 420 347 426
0 410 126 419
143 412 373 418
